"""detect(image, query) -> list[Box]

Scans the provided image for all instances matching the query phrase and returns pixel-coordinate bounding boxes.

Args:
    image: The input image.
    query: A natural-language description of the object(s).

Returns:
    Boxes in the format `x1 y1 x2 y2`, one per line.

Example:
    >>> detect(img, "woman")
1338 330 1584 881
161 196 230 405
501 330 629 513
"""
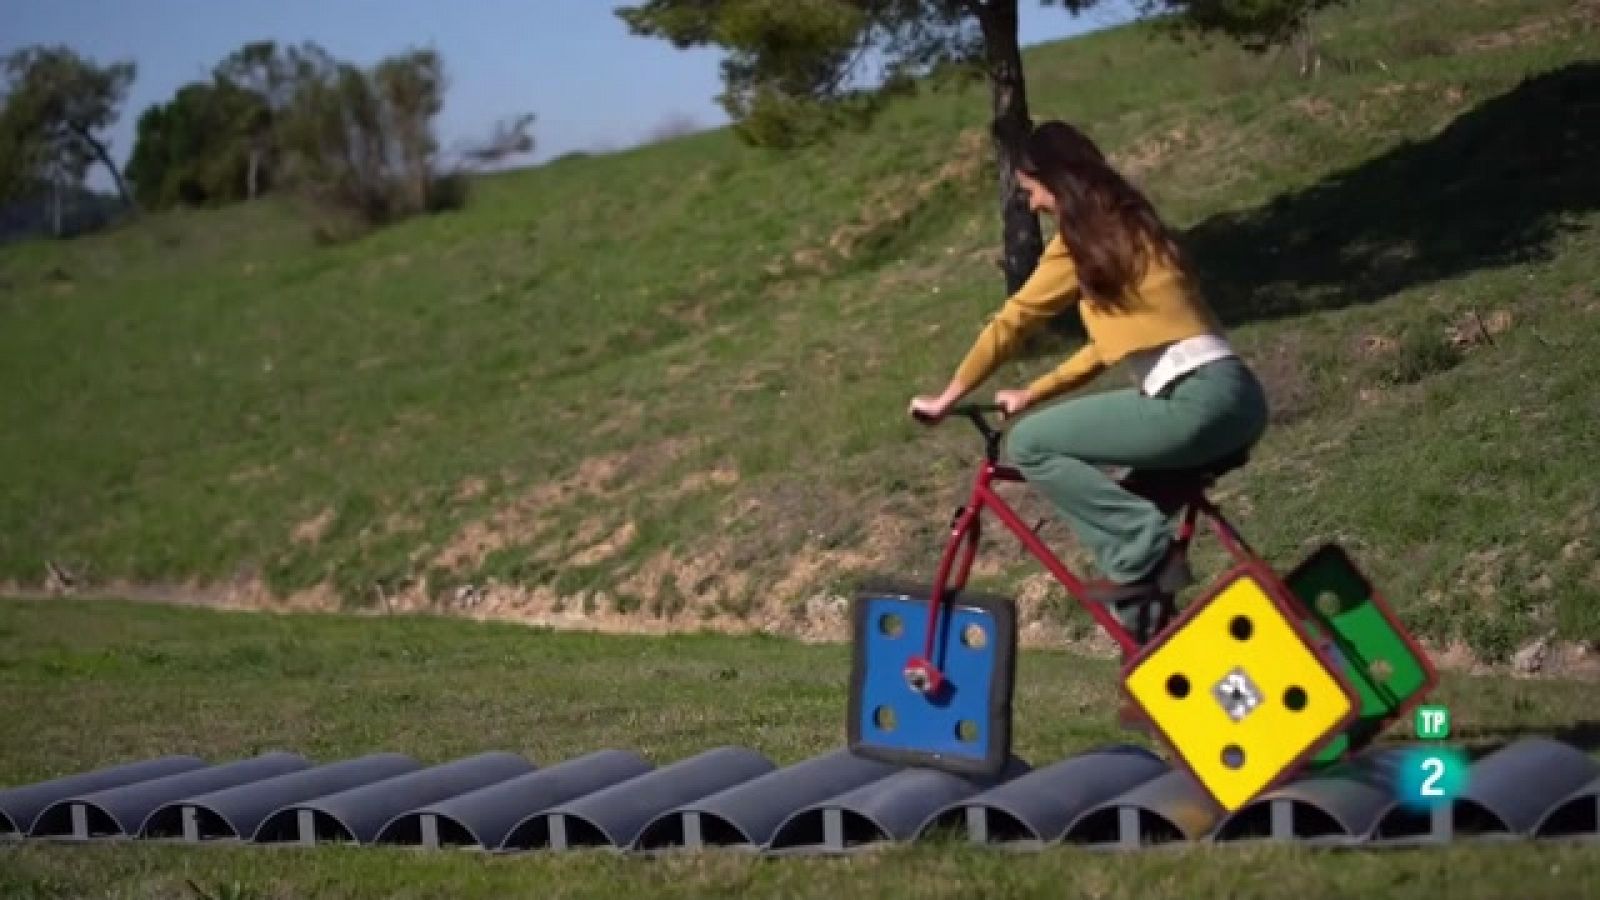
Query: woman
909 119 1269 646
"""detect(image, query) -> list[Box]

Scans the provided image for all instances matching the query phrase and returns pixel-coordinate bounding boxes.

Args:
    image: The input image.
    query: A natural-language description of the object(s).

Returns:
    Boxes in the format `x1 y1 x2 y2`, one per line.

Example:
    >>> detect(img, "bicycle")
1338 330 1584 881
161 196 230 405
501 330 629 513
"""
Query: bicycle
847 402 1438 812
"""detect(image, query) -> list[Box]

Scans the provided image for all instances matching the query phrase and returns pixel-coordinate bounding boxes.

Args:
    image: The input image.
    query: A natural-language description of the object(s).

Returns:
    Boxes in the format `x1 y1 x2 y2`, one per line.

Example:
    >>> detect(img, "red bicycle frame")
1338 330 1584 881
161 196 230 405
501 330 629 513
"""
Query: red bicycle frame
901 404 1262 695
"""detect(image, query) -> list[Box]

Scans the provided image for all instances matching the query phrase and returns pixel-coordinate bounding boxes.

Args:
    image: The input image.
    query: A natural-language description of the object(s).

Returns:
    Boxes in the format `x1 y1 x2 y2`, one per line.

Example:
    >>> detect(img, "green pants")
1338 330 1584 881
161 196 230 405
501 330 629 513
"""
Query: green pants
1003 356 1270 584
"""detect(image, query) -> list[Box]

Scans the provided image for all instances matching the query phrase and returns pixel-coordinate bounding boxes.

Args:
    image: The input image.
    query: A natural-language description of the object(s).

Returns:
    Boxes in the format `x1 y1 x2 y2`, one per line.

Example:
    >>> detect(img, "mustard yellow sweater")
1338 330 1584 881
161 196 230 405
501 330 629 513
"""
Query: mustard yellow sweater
954 232 1224 402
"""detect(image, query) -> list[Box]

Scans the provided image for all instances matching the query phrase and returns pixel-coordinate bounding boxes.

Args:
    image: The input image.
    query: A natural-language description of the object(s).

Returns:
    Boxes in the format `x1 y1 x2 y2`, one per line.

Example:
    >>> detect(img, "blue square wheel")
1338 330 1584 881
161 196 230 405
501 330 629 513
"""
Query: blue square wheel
847 580 1016 775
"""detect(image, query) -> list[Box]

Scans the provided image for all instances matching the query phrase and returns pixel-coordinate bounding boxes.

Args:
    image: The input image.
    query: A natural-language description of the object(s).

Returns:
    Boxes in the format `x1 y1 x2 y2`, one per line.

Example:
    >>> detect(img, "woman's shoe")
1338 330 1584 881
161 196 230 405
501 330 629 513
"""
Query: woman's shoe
1087 577 1173 647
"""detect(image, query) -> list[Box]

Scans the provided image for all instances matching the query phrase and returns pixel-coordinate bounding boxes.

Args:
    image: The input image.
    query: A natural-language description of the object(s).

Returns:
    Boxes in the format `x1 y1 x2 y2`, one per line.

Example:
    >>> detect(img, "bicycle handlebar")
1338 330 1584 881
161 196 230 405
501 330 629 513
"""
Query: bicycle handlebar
913 401 1007 459
948 402 1004 417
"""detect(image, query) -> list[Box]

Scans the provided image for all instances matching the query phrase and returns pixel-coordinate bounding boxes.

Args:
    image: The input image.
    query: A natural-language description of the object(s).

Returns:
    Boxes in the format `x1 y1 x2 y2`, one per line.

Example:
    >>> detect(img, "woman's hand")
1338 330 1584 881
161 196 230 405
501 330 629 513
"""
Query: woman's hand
908 394 951 424
994 388 1034 417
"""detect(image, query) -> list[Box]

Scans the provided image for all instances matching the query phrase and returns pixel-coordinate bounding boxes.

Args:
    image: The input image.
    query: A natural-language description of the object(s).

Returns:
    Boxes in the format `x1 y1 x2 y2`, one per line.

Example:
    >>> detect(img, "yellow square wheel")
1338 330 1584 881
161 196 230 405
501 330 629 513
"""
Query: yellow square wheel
1123 562 1360 812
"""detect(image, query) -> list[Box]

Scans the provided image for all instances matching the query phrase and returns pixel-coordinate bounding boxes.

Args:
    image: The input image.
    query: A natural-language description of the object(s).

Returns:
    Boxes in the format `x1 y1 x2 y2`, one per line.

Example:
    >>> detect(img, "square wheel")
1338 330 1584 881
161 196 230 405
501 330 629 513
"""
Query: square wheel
1288 544 1440 767
1123 562 1360 812
847 581 1016 776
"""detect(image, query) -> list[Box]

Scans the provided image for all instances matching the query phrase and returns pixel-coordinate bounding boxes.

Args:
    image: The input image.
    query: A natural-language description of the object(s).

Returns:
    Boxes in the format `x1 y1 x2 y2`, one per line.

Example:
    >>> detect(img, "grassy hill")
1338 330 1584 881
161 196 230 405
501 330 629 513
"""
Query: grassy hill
2 0 1597 666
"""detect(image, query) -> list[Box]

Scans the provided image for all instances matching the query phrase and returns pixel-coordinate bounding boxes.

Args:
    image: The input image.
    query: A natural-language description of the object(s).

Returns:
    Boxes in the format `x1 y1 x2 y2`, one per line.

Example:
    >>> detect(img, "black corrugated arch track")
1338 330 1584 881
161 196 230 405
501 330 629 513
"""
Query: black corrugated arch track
253 752 533 846
634 748 902 854
5 738 1600 854
1061 768 1223 850
1213 747 1410 846
375 750 655 851
500 747 774 852
1381 736 1600 847
766 756 1031 855
0 756 206 840
30 754 310 840
141 754 422 842
1536 773 1600 841
915 745 1168 849
1213 737 1600 849
1447 737 1600 841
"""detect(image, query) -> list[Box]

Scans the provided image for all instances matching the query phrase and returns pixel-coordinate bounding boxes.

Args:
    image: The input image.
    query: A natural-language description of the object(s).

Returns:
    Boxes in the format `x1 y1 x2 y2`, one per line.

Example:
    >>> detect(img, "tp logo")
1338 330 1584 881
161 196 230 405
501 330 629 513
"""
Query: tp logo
1415 705 1451 740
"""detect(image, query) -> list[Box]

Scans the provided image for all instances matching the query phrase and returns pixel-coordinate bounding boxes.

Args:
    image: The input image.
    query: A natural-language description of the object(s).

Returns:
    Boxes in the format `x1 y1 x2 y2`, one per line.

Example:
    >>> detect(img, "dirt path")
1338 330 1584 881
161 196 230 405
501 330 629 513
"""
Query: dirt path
5 578 1597 680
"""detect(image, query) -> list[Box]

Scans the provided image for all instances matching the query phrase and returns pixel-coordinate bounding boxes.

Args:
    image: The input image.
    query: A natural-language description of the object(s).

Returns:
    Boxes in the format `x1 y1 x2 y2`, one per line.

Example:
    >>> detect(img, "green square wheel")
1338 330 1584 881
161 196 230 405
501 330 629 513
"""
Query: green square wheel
1287 544 1440 767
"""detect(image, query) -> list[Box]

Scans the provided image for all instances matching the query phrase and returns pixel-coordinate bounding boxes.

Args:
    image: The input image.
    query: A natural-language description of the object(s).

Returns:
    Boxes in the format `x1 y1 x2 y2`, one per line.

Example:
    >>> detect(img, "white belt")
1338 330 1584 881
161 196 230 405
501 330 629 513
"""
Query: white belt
1128 334 1236 397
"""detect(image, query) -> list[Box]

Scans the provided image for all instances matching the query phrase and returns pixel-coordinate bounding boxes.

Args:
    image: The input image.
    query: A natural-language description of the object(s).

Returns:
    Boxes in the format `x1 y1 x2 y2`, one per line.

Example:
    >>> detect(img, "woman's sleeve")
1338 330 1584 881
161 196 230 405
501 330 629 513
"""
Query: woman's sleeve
1025 342 1106 403
951 236 1082 392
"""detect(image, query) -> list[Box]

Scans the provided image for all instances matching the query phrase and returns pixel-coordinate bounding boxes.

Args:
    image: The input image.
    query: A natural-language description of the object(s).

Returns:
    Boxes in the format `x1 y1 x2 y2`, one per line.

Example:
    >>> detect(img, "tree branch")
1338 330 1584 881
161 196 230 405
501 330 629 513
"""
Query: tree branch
64 119 137 209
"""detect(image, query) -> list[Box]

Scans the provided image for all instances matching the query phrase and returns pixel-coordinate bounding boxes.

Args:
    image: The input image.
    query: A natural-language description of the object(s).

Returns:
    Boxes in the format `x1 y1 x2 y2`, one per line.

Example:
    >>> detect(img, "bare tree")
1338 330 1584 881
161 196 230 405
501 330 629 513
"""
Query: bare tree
461 113 536 168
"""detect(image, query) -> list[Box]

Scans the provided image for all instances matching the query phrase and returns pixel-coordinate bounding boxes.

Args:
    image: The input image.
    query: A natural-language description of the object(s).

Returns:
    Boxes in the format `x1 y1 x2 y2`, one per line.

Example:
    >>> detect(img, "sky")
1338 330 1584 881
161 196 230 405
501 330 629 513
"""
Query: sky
5 0 1140 190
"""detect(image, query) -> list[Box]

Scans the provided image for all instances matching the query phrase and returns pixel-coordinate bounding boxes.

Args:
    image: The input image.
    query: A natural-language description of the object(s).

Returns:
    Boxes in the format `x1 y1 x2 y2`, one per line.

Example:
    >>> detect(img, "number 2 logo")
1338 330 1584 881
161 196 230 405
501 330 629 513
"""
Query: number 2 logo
1420 756 1445 797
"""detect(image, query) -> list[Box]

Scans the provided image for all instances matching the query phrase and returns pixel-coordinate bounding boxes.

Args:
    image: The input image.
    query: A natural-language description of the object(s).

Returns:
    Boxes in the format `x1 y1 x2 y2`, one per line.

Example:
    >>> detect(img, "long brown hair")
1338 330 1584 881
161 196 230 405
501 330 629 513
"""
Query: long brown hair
1014 119 1184 309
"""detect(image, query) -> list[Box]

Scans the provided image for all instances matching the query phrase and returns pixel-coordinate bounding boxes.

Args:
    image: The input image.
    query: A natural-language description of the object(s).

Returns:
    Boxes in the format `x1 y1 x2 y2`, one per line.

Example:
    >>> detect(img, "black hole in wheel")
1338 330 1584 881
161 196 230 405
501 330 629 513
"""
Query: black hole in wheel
1284 686 1307 711
1222 745 1246 769
878 613 903 638
1230 615 1253 641
1167 673 1190 699
874 706 896 731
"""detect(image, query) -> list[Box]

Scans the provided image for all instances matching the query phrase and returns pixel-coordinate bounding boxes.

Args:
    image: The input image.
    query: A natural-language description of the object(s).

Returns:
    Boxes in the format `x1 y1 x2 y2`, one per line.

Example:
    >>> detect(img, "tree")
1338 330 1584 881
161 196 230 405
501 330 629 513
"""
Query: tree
213 41 297 199
124 80 267 209
0 45 137 210
125 41 339 211
616 0 1108 296
274 44 464 234
373 48 446 213
1135 0 1352 76
36 133 93 236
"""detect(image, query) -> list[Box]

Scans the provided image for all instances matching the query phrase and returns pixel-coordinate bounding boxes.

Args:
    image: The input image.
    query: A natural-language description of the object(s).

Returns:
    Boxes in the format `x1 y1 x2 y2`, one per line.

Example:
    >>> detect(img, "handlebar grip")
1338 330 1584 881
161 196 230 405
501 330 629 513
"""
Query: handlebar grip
949 402 1004 416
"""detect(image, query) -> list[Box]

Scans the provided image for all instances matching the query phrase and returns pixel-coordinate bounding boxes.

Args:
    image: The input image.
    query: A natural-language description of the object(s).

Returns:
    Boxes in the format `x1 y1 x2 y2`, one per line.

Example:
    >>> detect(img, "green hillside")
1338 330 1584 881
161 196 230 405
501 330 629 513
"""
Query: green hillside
2 0 1596 666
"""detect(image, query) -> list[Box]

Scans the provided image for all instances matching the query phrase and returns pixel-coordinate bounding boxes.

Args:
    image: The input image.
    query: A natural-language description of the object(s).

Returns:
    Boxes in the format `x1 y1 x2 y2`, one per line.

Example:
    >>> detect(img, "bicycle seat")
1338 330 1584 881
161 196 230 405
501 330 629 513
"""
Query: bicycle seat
1118 447 1252 510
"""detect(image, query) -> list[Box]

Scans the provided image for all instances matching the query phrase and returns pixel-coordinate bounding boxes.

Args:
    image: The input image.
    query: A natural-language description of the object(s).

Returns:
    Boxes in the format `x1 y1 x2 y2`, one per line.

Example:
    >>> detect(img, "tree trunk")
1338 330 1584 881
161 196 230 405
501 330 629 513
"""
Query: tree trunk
975 0 1044 297
248 146 261 200
69 124 138 213
413 151 429 214
1295 14 1320 78
52 177 63 238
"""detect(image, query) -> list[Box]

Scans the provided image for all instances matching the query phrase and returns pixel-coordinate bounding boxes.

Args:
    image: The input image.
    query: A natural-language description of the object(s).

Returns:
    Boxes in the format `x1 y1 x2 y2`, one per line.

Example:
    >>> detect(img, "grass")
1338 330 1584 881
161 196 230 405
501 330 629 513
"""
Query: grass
2 597 1600 898
1 1 1598 661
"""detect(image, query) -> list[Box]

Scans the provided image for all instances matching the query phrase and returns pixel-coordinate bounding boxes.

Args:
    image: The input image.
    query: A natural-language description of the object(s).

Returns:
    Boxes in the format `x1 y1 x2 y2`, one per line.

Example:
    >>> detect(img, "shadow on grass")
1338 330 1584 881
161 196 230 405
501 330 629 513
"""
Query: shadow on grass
1182 61 1600 327
1027 60 1600 357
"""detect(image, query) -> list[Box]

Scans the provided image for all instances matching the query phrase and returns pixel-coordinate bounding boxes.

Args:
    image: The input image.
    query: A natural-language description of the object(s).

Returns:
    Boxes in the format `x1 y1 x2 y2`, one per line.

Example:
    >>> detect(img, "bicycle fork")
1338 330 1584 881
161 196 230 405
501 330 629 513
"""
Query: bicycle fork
902 500 983 696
